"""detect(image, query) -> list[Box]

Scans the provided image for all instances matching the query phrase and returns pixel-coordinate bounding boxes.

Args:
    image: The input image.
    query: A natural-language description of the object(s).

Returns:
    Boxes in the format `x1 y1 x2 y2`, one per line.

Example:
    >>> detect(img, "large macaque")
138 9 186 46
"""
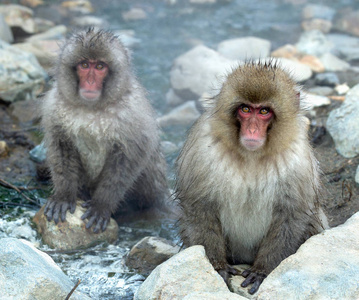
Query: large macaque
175 61 328 294
41 28 168 233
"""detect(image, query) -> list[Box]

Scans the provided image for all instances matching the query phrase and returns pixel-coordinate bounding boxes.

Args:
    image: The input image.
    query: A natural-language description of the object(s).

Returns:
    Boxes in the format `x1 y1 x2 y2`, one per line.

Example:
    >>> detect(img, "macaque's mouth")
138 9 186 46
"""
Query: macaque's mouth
80 90 101 100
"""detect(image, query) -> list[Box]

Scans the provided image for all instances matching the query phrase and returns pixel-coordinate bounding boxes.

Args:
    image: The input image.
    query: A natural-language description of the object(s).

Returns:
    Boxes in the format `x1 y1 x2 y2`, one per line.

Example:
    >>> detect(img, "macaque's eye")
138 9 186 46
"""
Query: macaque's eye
259 107 270 115
96 63 104 70
241 105 251 113
81 62 89 68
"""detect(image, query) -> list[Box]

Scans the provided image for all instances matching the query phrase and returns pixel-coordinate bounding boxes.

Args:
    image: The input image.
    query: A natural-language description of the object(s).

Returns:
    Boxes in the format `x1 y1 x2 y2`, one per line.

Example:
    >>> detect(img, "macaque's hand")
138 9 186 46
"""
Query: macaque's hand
241 269 267 294
81 202 111 233
44 199 76 223
218 264 239 284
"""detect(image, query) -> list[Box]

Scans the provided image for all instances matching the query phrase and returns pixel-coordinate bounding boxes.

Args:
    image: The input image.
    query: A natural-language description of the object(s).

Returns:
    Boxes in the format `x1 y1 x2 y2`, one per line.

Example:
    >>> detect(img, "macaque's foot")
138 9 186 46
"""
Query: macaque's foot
241 269 267 294
218 264 239 284
81 202 111 233
44 199 76 223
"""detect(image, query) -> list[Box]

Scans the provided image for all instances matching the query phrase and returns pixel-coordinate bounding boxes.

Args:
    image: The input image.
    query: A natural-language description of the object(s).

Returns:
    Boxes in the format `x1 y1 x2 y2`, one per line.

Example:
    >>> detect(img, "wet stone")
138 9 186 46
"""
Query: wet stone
33 201 119 250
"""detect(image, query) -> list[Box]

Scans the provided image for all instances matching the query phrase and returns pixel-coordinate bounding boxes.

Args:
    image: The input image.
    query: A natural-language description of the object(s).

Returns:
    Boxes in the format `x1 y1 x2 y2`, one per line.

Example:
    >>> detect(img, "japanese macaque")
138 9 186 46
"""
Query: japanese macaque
175 61 328 294
41 28 168 233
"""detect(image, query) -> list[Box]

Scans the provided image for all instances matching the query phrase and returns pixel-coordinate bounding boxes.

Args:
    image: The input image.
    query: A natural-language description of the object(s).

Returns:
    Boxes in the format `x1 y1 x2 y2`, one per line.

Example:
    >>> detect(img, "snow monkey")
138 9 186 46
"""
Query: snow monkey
175 61 328 294
41 28 168 233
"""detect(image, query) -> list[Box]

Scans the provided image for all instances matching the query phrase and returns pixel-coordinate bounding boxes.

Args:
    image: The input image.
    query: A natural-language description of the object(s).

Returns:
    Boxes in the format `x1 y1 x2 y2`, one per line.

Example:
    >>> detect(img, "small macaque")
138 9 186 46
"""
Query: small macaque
175 61 328 294
41 28 168 233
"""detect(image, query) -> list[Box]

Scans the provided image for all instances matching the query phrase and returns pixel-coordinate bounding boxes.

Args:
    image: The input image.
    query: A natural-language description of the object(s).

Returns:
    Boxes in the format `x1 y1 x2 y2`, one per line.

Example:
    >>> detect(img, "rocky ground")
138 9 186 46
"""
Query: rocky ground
0 0 359 299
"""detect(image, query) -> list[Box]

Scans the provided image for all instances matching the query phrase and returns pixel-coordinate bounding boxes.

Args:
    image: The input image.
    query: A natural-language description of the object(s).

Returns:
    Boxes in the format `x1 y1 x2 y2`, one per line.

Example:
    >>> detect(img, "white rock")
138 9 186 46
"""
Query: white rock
256 212 359 299
296 30 333 57
257 58 312 82
304 93 331 109
0 4 36 34
26 25 67 42
319 53 350 72
0 14 14 43
169 45 237 101
0 238 91 300
184 291 245 299
355 166 359 184
134 245 241 300
326 84 359 158
334 83 350 95
217 37 271 60
158 100 201 129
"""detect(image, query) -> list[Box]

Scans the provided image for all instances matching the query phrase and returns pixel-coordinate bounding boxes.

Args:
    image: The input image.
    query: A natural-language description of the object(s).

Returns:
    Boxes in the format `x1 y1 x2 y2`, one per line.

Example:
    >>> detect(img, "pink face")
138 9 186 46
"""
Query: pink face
237 104 274 151
76 60 109 101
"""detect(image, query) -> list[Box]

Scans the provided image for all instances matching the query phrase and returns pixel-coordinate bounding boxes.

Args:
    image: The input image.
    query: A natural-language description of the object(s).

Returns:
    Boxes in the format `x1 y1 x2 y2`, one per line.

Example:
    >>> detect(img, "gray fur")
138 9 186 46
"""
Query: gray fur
41 28 168 232
175 61 328 293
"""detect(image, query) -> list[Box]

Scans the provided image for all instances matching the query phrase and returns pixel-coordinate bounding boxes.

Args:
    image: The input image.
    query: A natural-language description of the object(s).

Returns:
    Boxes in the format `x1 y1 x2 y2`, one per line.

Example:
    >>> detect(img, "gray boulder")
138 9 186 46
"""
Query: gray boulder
0 40 46 102
326 84 359 158
0 238 91 299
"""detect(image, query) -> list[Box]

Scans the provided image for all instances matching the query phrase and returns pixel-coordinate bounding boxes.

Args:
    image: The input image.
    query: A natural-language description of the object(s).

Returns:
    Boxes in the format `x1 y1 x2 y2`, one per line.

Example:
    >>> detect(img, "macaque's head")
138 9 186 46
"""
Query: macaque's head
211 60 301 155
56 28 132 107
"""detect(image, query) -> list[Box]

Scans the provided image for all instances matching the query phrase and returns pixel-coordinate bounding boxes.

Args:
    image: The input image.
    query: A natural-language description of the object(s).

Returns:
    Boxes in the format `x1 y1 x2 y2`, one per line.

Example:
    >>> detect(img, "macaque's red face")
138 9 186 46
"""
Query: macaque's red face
76 60 109 101
237 104 274 151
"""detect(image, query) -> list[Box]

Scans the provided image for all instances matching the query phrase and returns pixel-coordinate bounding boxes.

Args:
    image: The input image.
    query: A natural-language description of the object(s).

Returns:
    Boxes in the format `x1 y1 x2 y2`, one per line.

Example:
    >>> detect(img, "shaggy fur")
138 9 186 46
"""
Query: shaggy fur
41 28 168 232
175 61 328 293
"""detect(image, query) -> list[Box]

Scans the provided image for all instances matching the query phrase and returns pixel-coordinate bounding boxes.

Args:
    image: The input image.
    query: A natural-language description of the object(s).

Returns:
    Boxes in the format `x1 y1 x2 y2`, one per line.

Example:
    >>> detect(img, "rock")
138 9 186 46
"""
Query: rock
33 202 119 250
228 264 255 298
319 53 350 72
0 4 36 35
158 101 201 129
302 4 336 21
184 292 244 299
0 238 91 299
0 14 14 43
0 40 46 103
256 212 359 299
334 83 350 95
20 0 44 8
61 0 93 14
327 33 359 61
0 141 9 158
134 245 243 300
169 45 236 101
301 19 332 34
299 55 325 73
326 84 359 158
307 86 333 96
125 236 180 274
26 25 67 42
217 37 271 60
29 142 47 163
165 88 187 107
314 72 339 87
296 30 333 57
355 166 359 184
14 40 61 70
271 44 298 59
304 93 331 109
71 15 108 28
122 8 147 21
335 10 359 37
33 17 56 33
9 98 39 123
258 58 312 82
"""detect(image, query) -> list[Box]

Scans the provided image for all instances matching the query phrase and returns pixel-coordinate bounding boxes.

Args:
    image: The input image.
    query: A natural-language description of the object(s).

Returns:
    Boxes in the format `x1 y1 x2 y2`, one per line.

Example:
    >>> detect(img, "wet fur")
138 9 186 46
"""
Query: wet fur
41 28 168 228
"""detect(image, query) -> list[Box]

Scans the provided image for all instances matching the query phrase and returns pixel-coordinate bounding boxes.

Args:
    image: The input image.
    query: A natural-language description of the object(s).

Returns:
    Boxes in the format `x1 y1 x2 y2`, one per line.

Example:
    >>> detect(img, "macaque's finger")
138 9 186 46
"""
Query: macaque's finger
81 209 91 220
70 202 76 214
101 218 109 232
85 214 97 229
249 280 262 295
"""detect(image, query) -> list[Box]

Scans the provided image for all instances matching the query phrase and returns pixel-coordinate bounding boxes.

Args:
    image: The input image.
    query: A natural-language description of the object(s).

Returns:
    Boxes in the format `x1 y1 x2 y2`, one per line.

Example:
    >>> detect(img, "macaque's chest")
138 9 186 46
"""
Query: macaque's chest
217 159 281 263
72 131 109 180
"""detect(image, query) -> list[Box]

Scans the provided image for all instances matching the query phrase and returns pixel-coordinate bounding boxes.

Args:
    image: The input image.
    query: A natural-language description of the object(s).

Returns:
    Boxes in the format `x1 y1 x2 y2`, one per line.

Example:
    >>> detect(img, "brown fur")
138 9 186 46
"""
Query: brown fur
175 61 328 294
41 28 168 233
